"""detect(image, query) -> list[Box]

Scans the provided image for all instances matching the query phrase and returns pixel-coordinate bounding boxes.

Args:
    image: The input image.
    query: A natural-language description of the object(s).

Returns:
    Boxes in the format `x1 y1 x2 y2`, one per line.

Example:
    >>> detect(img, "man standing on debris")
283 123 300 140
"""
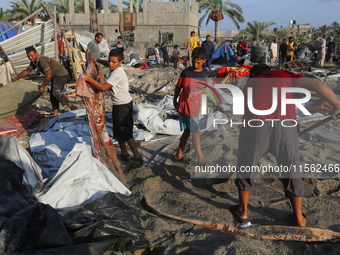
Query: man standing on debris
85 49 144 169
241 37 248 56
116 36 127 55
286 36 295 62
154 44 161 64
279 39 287 65
160 43 170 68
317 34 328 68
327 37 336 63
11 46 77 117
86 32 105 83
185 31 201 65
229 64 340 227
201 35 215 70
269 38 278 66
173 47 208 165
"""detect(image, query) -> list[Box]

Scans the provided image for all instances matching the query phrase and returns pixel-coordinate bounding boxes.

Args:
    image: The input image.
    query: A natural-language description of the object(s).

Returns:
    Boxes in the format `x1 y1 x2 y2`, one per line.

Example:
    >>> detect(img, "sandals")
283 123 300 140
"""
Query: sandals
129 157 144 169
118 154 130 162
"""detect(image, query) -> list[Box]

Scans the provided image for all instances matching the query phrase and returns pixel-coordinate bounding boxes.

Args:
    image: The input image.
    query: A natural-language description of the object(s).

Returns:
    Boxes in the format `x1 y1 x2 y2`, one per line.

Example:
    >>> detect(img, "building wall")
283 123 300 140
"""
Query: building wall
59 0 199 51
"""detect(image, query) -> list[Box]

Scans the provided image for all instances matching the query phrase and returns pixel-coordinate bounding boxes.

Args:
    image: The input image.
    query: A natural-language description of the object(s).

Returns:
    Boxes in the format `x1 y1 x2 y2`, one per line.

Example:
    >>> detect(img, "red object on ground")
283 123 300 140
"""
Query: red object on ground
0 110 43 137
137 62 149 70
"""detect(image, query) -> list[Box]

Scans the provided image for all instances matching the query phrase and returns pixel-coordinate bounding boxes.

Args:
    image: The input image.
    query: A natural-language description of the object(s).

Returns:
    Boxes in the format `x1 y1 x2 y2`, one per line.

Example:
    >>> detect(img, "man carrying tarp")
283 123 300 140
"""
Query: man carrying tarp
230 64 340 226
11 46 77 117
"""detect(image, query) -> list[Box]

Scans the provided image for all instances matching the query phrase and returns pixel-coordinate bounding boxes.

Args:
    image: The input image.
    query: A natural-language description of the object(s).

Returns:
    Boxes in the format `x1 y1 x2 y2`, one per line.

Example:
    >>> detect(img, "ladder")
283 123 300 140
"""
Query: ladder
60 30 86 97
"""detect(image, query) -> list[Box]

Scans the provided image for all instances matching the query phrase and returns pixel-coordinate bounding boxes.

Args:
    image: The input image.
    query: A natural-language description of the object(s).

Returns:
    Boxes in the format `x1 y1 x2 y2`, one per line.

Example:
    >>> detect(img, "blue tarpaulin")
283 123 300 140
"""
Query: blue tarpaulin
211 43 235 62
0 21 22 43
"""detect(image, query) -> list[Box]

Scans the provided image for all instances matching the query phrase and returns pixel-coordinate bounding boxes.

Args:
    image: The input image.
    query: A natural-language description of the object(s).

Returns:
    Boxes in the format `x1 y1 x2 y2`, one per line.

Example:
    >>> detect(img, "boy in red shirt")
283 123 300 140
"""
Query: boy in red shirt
230 64 340 226
173 47 208 165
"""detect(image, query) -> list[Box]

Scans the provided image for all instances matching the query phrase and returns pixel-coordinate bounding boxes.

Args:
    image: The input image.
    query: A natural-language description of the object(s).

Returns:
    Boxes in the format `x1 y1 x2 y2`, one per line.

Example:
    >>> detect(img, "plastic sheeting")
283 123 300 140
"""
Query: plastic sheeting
211 43 235 62
0 153 192 254
0 21 22 42
3 135 130 210
134 96 182 136
0 61 16 86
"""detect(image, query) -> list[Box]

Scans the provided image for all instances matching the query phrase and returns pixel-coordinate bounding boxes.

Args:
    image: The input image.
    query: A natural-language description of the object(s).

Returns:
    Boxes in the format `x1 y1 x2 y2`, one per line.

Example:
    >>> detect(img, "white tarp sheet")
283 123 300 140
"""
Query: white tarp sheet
1 136 130 210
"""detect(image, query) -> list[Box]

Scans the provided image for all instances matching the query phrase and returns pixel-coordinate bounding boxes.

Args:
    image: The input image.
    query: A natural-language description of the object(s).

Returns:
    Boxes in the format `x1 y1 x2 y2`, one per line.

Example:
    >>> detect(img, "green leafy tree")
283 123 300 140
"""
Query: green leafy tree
123 0 142 12
109 1 118 13
199 0 244 42
318 24 330 35
8 0 42 25
46 0 70 14
235 20 276 43
0 8 10 21
75 0 94 12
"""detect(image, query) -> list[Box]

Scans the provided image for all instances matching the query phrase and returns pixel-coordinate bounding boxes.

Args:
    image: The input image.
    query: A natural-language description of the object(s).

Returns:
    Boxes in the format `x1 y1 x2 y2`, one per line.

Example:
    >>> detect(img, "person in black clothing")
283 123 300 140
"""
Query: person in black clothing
279 39 287 65
160 43 170 67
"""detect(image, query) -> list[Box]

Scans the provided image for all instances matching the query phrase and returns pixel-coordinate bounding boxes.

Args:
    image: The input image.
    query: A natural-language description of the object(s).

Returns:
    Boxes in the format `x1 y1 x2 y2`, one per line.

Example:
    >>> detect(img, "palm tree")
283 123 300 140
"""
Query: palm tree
199 0 244 42
9 0 42 25
123 0 142 12
235 21 276 43
331 21 339 29
318 24 329 35
75 0 94 13
109 2 118 13
47 0 70 14
0 8 10 21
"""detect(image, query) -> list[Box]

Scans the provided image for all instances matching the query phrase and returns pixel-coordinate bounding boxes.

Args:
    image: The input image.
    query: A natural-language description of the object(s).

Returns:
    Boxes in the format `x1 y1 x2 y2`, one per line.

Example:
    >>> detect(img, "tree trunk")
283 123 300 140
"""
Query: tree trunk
215 20 219 42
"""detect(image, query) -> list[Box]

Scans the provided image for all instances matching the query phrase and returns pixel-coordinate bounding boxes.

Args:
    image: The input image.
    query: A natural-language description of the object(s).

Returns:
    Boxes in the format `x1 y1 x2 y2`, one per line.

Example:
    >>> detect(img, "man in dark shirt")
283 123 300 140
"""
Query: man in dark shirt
11 46 77 117
327 37 336 63
201 35 215 70
160 43 170 67
116 36 127 55
279 39 287 65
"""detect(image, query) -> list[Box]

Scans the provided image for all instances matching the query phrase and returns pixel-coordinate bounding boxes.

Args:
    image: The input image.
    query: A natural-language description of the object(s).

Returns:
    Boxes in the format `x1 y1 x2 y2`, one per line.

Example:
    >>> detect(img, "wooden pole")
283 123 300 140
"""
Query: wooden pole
299 115 334 137
40 2 61 33
54 6 58 61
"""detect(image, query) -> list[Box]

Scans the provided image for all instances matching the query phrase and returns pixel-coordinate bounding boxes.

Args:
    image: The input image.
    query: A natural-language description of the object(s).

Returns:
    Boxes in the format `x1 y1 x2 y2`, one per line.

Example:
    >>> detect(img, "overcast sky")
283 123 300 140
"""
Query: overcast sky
1 0 339 31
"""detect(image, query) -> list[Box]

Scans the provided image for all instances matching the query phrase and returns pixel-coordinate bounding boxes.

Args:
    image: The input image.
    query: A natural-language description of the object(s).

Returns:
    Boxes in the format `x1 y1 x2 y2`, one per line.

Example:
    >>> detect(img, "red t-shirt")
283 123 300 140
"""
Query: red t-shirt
176 68 209 118
243 70 305 123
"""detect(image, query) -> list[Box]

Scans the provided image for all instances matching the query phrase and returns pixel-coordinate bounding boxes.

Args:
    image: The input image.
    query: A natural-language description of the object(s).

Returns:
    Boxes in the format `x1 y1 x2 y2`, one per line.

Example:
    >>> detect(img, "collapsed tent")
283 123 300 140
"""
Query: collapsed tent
298 44 317 61
0 21 22 43
211 43 235 64
0 142 192 254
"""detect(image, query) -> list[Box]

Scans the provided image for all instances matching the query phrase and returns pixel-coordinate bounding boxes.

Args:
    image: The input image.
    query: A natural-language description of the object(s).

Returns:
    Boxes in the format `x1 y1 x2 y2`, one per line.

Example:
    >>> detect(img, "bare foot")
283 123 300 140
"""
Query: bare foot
293 213 306 227
235 205 247 220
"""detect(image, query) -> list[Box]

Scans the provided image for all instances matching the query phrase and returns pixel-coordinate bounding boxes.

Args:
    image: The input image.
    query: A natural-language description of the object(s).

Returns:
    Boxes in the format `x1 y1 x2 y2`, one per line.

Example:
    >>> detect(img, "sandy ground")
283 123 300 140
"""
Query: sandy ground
17 65 340 254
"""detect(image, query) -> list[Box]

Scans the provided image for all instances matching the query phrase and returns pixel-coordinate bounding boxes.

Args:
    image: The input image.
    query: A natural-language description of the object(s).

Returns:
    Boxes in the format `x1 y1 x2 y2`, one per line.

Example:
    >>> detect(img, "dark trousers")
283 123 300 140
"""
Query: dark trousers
173 58 178 69
163 56 170 67
204 57 212 69
50 75 70 111
235 122 305 199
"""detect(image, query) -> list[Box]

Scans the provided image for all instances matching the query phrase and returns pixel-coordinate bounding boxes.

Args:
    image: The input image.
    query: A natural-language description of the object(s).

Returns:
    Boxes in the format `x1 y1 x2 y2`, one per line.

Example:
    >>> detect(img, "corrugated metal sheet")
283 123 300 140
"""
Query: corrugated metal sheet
0 21 55 55
8 42 56 74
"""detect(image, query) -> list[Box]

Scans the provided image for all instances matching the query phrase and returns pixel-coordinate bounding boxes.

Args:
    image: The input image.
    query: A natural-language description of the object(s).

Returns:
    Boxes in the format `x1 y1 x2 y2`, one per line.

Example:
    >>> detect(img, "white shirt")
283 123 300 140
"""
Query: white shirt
270 42 278 57
106 66 132 105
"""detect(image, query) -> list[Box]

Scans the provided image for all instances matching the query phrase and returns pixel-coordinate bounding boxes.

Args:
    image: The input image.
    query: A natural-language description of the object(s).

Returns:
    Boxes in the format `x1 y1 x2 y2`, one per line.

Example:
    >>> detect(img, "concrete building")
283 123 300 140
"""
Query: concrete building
200 30 239 42
273 20 313 39
59 0 199 52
